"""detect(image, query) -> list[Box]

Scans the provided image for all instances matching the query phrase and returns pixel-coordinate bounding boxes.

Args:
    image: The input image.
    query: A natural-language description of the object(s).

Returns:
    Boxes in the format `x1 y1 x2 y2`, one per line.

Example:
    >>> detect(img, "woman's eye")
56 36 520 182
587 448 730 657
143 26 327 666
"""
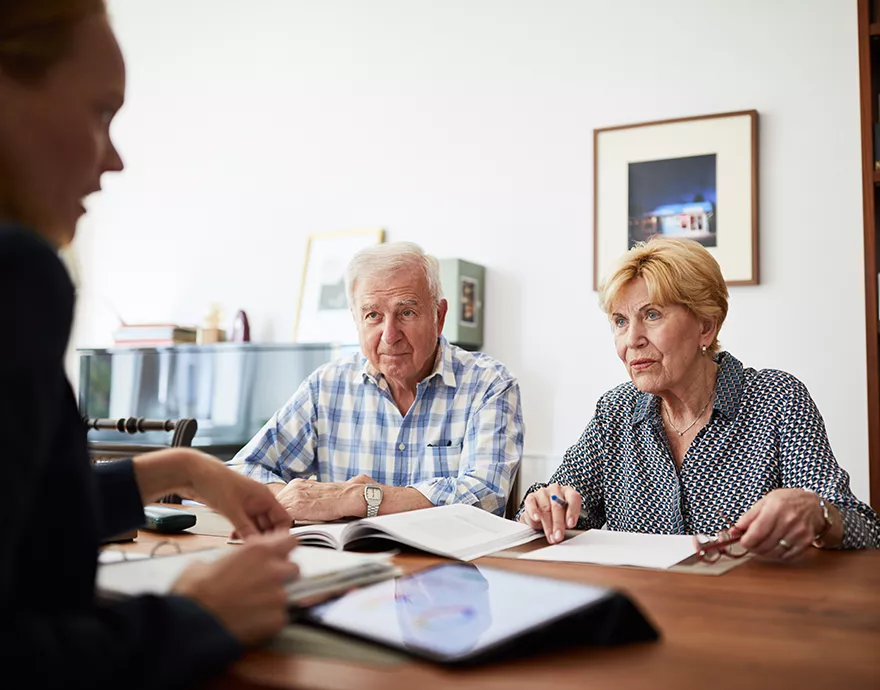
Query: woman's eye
646 310 661 320
613 317 627 328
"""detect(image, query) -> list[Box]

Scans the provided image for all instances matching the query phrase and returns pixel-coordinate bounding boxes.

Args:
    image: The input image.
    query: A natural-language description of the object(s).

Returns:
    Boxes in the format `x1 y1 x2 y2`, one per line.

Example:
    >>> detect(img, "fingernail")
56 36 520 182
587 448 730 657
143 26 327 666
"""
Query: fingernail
567 517 575 528
554 530 562 543
531 513 539 521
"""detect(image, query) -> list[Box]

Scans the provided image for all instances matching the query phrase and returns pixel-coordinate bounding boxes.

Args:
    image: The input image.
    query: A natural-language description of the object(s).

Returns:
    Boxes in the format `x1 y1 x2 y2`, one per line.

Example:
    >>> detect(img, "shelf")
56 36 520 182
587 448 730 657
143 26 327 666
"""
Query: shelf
871 22 880 35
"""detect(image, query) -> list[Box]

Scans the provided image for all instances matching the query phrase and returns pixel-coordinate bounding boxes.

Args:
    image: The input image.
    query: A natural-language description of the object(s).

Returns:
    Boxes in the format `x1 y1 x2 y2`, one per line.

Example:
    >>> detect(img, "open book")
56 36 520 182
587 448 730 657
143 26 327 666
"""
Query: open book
290 503 541 561
96 546 400 605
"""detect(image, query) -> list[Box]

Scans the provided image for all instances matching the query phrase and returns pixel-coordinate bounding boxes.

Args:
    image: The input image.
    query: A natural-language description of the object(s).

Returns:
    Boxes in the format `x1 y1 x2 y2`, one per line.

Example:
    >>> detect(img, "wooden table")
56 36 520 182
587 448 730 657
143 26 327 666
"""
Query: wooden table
115 523 880 690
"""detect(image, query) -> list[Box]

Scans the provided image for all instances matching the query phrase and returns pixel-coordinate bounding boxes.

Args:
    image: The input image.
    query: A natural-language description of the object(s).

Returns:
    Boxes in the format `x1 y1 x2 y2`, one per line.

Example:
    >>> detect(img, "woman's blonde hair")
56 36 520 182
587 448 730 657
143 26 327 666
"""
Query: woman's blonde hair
598 237 729 355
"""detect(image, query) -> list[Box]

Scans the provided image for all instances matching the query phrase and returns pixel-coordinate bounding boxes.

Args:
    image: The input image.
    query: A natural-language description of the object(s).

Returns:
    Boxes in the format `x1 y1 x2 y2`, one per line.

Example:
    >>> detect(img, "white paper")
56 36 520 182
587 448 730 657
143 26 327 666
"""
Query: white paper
342 504 543 561
98 550 150 564
518 530 696 569
96 546 395 598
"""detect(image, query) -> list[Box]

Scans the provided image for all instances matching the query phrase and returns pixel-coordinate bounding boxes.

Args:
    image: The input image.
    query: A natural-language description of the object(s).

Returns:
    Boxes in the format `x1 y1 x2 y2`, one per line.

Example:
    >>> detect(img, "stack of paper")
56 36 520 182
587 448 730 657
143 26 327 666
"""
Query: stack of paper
518 530 697 569
96 546 399 604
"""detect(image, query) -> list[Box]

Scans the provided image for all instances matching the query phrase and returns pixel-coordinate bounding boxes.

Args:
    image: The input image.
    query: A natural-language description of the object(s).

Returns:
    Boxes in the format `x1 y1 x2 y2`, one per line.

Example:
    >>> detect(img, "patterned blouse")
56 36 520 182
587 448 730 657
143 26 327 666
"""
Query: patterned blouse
518 352 880 548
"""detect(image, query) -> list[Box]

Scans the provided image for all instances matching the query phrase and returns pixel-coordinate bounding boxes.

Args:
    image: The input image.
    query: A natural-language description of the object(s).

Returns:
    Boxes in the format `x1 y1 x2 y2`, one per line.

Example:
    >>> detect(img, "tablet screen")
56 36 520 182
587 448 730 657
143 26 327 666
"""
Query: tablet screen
304 562 610 663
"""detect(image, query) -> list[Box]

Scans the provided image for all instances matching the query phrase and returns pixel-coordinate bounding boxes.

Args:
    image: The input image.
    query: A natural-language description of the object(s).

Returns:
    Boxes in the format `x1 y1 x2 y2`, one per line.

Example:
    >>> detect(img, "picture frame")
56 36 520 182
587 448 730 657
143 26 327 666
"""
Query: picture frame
293 228 386 343
593 110 759 290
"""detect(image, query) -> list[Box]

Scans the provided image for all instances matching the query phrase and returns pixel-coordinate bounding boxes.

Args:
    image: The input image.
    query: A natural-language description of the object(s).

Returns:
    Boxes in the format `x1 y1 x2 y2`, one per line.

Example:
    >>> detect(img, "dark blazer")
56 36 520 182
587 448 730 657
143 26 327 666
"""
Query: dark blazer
0 224 240 688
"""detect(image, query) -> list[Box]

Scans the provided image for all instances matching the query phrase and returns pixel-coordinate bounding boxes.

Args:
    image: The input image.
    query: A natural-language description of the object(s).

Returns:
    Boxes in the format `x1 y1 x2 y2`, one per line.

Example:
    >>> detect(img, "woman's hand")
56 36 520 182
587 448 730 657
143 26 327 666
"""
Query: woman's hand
133 449 292 540
185 453 293 539
733 488 838 561
172 532 299 646
519 484 583 544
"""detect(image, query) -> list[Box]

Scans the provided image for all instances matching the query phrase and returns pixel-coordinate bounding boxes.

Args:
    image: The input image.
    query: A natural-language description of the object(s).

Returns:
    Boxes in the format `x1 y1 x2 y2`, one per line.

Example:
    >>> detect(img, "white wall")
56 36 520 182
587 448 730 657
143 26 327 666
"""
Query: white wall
71 0 871 501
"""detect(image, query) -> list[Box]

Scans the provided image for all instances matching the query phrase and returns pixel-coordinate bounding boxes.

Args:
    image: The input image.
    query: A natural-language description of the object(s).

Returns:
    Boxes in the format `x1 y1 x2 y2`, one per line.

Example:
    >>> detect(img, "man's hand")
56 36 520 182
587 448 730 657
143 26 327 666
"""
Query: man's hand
275 478 365 521
346 474 376 485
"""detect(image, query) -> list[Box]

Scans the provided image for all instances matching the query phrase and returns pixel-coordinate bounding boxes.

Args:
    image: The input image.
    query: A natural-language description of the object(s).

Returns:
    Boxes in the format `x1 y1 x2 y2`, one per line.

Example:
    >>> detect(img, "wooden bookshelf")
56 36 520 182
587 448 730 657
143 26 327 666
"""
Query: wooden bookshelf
858 0 880 509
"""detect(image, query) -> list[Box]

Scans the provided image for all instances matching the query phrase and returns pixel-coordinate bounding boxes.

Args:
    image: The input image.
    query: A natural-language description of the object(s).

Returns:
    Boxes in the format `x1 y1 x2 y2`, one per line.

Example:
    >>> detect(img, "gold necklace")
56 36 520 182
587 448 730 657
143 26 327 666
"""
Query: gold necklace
663 393 713 437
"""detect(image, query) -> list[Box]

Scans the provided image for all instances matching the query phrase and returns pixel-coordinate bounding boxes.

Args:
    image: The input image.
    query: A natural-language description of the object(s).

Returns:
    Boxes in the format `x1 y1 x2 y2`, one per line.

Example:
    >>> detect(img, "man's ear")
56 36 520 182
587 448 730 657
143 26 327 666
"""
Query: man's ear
436 299 448 335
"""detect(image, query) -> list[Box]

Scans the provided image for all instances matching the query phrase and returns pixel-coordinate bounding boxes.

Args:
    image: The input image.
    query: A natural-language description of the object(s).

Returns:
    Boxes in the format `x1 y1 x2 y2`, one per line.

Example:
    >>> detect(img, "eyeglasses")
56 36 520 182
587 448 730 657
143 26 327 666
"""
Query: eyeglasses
693 528 748 563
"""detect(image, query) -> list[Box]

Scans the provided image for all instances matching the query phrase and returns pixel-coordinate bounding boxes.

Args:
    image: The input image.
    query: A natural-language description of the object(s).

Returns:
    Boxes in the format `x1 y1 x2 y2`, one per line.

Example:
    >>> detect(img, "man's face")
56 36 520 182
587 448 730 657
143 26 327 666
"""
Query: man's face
353 265 447 388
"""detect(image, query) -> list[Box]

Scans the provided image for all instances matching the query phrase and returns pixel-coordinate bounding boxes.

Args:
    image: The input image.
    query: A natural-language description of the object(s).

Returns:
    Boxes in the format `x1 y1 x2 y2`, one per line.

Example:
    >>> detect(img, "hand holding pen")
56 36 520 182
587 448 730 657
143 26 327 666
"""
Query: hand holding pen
518 483 586 544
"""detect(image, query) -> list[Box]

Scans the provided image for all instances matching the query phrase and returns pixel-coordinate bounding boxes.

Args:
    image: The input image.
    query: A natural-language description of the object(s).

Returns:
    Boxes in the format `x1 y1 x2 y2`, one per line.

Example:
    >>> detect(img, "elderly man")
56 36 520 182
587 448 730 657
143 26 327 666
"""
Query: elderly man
229 242 524 520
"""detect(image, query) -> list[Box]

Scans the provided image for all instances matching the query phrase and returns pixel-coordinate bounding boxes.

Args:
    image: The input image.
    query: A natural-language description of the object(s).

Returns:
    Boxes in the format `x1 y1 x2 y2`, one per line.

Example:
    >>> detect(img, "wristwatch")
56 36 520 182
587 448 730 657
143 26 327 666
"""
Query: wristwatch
364 484 383 519
804 489 833 548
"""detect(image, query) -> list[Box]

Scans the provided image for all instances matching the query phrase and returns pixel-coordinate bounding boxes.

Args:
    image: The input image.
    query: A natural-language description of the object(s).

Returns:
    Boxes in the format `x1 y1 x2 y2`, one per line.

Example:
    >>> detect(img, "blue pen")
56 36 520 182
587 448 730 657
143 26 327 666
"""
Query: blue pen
551 494 589 520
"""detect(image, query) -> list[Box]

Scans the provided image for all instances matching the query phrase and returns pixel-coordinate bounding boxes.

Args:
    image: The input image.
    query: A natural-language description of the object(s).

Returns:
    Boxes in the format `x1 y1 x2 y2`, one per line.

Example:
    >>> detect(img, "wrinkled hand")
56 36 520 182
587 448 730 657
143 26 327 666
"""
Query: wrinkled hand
172 532 299 646
187 454 292 539
519 484 583 544
346 474 376 485
733 488 825 561
275 478 362 521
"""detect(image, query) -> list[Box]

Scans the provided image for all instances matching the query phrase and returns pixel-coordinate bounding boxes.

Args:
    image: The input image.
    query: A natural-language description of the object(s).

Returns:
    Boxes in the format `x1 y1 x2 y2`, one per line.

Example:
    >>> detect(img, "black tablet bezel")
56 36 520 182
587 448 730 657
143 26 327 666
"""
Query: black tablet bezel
299 562 622 666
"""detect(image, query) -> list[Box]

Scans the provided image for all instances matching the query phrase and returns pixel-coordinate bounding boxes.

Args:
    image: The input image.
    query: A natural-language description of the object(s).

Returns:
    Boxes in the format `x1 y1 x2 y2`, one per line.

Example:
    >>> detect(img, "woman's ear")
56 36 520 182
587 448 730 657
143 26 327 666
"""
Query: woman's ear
700 317 718 345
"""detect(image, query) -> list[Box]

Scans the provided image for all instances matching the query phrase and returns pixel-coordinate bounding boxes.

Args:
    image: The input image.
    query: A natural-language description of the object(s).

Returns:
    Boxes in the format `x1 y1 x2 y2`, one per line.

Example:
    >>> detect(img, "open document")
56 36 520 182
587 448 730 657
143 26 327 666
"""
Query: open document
96 546 399 605
519 530 697 569
290 504 542 561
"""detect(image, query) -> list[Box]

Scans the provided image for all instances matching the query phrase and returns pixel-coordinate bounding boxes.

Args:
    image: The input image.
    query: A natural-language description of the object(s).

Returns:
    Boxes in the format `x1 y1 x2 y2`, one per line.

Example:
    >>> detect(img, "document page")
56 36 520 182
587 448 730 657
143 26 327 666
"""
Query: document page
348 504 541 561
518 530 696 569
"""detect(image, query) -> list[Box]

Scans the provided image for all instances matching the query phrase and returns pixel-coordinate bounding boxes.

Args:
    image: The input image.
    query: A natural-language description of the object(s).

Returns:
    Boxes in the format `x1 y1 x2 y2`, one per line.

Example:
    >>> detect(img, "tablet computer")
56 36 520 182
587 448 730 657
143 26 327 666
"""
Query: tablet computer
301 562 658 665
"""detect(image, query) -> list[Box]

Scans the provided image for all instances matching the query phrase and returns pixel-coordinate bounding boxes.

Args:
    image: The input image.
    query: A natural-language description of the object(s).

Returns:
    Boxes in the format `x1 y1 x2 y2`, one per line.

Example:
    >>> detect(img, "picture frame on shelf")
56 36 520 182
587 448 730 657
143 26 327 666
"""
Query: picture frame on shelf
593 110 759 290
293 228 386 344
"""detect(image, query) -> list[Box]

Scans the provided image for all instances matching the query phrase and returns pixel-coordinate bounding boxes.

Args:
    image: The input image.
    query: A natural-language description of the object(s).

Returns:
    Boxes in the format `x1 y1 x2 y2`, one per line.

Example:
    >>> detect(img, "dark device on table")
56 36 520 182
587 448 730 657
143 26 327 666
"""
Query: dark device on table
300 562 658 666
142 505 197 533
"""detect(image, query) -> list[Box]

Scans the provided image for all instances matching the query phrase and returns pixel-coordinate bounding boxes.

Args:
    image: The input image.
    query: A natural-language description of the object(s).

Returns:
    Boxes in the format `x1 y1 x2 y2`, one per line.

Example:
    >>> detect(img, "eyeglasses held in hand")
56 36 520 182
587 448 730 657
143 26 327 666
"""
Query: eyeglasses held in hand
693 529 748 563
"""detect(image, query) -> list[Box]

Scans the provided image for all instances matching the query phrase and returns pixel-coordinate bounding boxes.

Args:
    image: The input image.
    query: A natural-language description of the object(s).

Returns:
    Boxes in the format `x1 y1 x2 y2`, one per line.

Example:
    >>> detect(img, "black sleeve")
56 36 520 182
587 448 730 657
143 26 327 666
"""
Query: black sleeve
0 230 75 606
93 459 148 539
13 596 242 690
0 229 242 689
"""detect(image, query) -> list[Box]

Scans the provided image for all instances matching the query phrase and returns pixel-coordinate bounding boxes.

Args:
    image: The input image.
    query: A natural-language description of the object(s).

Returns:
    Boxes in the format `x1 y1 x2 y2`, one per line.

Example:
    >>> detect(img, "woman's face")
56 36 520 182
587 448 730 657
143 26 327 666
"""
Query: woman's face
610 277 714 395
0 14 125 247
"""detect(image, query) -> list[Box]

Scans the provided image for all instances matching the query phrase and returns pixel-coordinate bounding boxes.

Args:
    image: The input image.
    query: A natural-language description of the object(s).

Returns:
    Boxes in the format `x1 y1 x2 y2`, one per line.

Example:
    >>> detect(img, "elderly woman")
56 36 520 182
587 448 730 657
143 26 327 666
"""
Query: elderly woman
518 237 880 559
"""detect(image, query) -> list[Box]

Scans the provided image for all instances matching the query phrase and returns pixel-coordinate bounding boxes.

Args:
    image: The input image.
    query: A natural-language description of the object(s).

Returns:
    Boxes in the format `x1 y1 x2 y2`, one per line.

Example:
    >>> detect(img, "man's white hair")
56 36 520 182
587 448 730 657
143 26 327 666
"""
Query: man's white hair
345 241 444 311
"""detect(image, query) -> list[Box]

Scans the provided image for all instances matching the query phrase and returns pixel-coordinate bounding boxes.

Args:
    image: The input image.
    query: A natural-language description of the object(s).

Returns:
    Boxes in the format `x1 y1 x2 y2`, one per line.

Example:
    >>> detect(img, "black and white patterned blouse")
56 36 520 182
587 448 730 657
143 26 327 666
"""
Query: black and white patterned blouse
519 352 880 548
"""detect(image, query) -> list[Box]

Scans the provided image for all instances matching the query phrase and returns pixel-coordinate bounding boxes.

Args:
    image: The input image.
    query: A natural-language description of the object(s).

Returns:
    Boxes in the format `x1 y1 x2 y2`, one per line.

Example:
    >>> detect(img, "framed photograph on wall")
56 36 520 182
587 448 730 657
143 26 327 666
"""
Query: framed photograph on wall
293 228 385 343
593 110 758 290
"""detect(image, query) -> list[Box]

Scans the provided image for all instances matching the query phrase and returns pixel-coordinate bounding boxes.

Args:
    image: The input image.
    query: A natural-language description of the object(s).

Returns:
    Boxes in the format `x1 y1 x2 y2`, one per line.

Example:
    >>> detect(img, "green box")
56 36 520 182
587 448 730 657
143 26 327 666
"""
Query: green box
439 258 484 351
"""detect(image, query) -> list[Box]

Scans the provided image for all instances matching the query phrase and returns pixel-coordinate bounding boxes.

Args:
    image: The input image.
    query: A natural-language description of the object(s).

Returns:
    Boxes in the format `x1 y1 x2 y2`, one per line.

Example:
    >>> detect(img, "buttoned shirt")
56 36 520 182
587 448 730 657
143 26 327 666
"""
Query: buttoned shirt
519 352 880 548
230 336 524 515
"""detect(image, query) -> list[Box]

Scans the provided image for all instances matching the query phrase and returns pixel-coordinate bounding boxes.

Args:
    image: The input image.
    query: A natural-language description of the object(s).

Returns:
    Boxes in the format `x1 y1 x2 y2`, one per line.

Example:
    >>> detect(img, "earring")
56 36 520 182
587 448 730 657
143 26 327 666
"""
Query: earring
701 345 707 356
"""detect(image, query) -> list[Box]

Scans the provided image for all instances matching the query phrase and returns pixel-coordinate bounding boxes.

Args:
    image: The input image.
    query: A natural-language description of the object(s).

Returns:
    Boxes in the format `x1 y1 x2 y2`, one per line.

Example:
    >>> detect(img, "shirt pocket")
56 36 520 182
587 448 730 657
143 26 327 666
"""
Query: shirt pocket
424 439 463 479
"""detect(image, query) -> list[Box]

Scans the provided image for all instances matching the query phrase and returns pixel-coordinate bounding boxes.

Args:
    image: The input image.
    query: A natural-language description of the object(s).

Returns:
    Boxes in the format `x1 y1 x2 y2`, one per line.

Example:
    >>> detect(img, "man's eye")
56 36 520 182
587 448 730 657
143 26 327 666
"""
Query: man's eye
365 312 379 320
402 310 415 317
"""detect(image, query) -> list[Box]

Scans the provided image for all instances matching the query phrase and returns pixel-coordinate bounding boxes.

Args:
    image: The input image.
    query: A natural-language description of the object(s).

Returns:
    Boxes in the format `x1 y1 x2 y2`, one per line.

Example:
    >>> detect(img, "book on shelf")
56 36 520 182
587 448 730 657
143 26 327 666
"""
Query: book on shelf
289 503 542 561
96 546 400 605
112 324 198 345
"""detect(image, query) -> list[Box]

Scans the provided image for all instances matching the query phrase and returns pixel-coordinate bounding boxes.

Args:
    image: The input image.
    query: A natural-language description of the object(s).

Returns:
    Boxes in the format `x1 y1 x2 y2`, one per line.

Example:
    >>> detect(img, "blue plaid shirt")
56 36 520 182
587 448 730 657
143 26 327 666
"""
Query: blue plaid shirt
229 336 524 515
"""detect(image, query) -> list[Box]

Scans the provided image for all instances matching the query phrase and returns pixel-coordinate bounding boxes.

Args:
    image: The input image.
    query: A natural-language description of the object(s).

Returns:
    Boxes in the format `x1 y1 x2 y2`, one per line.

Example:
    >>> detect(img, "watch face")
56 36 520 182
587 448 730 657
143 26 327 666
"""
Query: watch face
365 485 383 502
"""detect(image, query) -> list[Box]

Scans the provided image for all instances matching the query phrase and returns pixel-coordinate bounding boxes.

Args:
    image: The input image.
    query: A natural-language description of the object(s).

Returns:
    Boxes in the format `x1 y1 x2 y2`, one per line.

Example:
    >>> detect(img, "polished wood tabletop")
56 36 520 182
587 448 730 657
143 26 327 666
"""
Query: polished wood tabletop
117 517 880 690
